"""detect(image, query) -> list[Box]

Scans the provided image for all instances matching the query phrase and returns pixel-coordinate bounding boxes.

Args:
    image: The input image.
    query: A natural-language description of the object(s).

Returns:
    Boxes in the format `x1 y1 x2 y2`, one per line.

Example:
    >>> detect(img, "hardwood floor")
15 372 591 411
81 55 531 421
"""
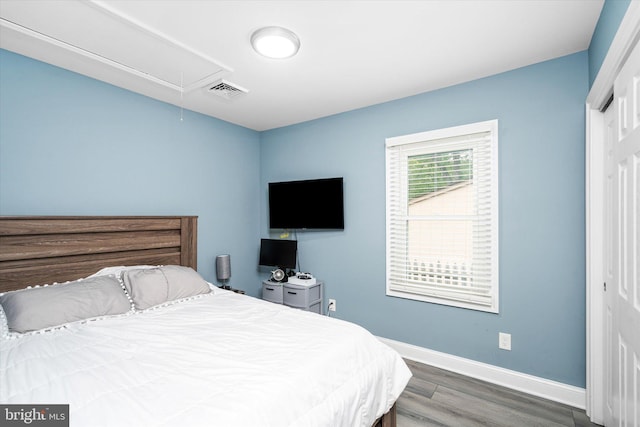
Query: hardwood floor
397 359 602 427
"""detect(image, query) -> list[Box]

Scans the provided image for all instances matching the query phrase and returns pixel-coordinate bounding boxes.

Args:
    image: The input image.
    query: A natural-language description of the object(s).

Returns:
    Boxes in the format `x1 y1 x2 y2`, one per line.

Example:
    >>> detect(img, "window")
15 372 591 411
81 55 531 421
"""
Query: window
385 120 499 313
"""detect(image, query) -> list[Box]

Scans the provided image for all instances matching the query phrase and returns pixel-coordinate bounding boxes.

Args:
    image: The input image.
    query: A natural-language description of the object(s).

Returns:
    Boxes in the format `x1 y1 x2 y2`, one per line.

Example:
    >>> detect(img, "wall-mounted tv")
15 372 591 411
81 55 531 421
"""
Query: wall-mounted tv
268 177 344 230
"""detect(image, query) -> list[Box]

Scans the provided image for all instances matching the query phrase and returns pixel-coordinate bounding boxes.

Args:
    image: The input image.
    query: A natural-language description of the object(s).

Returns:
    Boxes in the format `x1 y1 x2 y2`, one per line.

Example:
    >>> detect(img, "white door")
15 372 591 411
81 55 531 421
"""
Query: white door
604 39 640 427
603 91 615 425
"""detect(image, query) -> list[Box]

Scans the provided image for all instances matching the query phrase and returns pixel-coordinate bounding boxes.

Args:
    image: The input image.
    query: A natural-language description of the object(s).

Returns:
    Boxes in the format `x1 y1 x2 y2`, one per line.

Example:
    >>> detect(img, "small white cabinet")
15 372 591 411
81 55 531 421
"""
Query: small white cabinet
262 280 324 314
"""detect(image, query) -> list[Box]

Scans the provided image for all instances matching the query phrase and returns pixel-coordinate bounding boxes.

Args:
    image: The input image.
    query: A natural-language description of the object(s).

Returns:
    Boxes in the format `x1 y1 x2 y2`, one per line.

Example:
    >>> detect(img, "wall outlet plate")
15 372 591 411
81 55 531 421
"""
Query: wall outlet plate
499 332 511 350
328 299 336 312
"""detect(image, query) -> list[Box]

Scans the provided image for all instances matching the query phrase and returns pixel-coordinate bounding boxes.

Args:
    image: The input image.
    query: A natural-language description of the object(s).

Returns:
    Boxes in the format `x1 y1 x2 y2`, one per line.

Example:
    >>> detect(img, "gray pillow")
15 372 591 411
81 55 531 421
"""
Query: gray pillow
122 265 210 310
0 275 131 333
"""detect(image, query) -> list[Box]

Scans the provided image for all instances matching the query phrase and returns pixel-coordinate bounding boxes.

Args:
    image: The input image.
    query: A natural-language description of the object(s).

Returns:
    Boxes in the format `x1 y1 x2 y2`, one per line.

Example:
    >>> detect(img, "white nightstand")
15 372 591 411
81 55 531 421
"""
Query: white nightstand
262 280 324 314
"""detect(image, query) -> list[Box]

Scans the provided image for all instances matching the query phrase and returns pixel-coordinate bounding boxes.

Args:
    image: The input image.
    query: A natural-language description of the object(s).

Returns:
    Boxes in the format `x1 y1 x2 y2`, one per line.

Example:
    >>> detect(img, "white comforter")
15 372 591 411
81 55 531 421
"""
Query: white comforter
0 289 411 427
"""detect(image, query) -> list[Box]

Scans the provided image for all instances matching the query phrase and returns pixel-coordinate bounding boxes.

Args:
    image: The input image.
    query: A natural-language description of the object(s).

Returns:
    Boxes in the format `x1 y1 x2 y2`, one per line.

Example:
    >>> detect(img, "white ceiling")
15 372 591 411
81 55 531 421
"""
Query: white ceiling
0 0 604 131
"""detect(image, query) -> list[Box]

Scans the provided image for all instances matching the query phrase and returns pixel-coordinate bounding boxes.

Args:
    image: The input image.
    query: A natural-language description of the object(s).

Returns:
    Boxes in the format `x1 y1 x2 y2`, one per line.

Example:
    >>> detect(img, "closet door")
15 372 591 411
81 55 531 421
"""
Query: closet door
605 38 640 427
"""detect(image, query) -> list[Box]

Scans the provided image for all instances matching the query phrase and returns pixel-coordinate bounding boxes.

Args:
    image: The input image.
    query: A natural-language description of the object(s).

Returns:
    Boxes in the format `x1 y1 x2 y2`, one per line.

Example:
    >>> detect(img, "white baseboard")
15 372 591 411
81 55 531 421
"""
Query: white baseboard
378 336 586 409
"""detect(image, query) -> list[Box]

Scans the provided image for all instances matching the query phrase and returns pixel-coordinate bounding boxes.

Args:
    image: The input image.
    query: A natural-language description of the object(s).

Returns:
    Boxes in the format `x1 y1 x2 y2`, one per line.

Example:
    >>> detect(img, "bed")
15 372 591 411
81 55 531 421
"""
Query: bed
0 216 411 427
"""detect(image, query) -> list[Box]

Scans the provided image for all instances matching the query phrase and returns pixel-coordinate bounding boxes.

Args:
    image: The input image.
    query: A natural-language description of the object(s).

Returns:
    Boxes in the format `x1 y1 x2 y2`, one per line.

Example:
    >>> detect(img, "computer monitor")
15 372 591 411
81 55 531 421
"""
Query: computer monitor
258 238 297 270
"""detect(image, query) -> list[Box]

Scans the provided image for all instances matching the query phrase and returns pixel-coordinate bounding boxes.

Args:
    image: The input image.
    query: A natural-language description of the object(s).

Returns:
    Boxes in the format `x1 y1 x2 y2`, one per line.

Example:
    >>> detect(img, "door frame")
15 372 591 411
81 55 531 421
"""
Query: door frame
585 3 640 423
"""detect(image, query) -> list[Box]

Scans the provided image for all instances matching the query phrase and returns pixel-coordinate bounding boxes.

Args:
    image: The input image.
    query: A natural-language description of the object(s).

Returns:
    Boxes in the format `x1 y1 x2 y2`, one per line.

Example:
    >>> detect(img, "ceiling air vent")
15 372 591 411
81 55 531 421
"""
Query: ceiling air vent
206 79 248 100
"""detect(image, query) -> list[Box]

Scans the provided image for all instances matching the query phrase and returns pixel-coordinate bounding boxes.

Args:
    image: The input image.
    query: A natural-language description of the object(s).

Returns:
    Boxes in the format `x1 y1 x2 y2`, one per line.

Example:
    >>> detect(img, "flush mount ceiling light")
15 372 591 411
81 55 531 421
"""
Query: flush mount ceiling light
251 26 300 59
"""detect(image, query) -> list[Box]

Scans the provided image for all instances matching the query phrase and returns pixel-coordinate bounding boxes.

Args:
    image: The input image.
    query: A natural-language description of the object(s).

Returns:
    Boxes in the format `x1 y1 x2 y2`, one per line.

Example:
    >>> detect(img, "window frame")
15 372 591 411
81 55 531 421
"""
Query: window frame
385 120 499 313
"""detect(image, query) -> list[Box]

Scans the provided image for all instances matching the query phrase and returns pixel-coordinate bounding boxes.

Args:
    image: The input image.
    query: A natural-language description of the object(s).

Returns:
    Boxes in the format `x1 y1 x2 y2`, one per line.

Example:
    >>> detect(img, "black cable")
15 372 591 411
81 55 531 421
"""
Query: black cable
293 229 301 273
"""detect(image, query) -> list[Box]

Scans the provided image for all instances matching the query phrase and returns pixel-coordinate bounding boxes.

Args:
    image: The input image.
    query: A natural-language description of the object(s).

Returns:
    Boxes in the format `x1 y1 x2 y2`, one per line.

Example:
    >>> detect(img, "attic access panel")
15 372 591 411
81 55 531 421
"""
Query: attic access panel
0 1 230 92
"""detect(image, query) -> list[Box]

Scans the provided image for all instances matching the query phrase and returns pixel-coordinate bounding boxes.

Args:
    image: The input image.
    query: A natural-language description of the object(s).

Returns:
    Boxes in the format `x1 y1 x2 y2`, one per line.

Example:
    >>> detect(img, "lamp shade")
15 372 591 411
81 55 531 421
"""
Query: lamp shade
216 254 231 282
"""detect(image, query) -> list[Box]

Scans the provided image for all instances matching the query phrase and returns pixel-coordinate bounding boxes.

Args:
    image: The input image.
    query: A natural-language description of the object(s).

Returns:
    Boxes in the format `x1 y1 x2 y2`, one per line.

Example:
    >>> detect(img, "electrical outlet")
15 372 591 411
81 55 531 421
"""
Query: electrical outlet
499 332 511 351
328 299 336 312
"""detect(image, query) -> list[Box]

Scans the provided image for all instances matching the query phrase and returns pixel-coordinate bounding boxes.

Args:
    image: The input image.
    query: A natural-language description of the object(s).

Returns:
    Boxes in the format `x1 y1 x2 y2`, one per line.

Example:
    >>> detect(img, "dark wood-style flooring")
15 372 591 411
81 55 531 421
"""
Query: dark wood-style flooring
397 359 602 427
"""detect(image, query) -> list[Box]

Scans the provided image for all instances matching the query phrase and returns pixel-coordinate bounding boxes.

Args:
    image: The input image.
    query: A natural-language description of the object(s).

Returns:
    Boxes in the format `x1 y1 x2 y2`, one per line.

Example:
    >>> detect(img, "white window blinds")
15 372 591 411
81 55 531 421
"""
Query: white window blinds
385 120 499 313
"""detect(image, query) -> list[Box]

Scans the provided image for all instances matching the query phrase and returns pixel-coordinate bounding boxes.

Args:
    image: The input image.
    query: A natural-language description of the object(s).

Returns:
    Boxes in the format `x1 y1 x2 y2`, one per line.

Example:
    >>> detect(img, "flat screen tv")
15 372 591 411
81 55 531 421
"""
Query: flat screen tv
268 177 344 229
259 238 297 269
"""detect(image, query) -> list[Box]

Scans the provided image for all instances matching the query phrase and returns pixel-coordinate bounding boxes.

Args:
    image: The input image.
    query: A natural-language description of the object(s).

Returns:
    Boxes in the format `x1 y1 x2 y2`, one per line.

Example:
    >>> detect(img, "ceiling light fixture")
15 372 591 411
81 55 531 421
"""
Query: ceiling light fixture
251 26 300 59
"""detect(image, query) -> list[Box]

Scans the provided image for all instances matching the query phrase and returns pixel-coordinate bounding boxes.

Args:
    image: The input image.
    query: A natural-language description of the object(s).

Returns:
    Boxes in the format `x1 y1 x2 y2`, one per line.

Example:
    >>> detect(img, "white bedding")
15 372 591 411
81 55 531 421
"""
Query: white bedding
0 288 411 427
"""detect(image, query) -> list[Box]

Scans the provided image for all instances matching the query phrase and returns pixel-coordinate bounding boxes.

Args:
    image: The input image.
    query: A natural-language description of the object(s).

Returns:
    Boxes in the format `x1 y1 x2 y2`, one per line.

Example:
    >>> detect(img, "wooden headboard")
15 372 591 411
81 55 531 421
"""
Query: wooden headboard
0 216 197 293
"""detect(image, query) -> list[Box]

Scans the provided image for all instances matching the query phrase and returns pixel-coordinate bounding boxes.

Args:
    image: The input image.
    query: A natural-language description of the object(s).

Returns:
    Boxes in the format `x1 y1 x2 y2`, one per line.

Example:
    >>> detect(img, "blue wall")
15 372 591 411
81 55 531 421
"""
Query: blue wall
588 0 631 86
261 52 589 387
0 0 632 389
0 49 263 289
